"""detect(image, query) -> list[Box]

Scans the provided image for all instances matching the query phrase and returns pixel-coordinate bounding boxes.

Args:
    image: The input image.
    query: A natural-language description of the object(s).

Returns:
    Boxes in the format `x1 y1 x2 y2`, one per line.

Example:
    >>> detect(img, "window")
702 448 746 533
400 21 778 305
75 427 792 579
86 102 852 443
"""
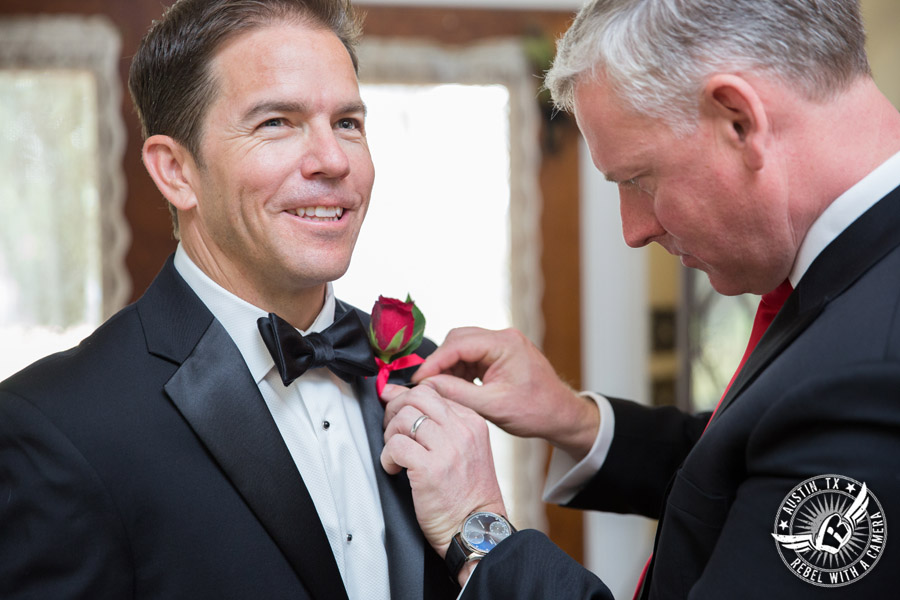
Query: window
682 269 756 411
338 83 512 340
0 17 128 380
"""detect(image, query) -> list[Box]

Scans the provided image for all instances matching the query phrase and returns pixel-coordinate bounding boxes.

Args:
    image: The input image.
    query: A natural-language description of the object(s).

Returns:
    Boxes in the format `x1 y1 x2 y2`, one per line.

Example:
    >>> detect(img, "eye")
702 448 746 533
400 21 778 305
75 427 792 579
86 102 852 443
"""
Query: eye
621 177 653 197
260 117 285 128
336 118 360 130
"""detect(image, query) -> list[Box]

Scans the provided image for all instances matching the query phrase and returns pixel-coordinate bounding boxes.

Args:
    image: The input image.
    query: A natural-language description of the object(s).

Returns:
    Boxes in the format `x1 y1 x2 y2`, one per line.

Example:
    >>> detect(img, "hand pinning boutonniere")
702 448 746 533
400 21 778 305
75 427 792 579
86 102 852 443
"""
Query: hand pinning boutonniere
368 295 426 397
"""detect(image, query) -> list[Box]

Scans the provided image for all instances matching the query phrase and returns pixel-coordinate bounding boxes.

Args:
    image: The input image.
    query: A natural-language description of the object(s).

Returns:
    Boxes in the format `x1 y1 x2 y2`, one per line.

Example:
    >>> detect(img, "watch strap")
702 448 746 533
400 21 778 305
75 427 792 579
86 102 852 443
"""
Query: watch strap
445 533 473 579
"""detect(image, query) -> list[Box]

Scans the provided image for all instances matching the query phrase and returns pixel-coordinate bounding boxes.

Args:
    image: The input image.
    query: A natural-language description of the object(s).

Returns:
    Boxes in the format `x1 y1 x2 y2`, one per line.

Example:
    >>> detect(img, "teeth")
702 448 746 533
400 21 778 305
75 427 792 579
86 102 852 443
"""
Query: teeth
288 206 344 221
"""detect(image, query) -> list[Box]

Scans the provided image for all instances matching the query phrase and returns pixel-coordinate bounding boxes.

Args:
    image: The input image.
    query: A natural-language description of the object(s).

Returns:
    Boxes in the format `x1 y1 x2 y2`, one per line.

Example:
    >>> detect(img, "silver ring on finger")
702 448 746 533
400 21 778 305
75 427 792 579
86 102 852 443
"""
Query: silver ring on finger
410 414 429 440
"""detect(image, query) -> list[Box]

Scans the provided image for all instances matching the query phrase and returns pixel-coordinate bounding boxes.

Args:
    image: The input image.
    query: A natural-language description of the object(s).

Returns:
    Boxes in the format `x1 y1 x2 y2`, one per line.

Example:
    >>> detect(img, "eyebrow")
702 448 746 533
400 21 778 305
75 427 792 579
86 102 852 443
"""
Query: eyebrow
241 100 368 123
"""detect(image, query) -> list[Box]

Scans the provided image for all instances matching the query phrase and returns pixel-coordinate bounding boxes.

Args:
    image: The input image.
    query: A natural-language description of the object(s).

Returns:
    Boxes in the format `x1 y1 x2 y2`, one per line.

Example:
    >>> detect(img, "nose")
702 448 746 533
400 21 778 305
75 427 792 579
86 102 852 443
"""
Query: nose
619 188 665 248
300 124 351 180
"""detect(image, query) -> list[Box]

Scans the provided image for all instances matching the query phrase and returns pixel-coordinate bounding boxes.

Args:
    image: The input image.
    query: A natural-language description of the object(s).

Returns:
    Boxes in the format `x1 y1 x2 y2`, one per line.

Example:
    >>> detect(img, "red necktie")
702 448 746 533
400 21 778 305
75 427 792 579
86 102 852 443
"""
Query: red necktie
632 279 793 599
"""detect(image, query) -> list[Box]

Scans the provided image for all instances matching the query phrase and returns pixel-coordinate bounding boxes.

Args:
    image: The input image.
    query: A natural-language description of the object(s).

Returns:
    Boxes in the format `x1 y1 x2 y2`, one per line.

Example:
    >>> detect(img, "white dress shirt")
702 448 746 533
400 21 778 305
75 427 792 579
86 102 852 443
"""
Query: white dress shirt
544 149 900 504
174 246 390 600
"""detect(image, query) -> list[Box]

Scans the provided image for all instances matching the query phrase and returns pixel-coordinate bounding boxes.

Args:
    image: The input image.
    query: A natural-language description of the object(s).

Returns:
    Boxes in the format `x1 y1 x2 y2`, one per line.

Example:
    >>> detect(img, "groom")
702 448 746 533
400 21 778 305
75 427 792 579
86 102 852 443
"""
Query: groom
0 0 456 598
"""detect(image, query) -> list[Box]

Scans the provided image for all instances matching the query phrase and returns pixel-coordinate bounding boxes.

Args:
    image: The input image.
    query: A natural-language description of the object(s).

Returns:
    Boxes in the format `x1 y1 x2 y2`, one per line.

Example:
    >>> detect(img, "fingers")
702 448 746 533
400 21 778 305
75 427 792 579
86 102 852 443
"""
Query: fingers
382 383 488 459
381 387 449 472
382 383 442 430
384 404 436 450
422 373 492 412
380 383 407 405
381 383 416 429
381 430 426 475
412 327 498 382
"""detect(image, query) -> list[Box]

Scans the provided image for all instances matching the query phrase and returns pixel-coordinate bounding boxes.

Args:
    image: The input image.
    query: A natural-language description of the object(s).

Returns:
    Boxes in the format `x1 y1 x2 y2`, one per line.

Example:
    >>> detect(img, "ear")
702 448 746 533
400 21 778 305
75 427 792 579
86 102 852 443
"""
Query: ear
701 74 768 171
142 134 201 211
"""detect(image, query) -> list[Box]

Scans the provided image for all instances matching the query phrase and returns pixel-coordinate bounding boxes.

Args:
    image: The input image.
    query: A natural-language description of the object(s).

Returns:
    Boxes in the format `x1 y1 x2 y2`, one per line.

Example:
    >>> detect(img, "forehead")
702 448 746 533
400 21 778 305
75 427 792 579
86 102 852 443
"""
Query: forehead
572 75 670 180
208 21 359 109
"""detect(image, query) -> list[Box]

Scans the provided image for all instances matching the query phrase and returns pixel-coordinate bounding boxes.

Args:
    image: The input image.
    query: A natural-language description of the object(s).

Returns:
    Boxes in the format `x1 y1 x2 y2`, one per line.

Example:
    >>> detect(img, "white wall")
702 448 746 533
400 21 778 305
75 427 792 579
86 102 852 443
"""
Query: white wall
579 138 656 599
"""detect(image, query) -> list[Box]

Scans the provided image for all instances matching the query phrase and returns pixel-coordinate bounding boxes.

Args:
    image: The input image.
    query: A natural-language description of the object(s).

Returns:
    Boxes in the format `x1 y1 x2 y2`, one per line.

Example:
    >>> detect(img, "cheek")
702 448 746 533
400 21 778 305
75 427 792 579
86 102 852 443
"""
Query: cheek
234 160 296 218
349 145 375 189
241 165 284 202
205 144 267 191
246 145 298 184
661 175 729 229
649 191 686 235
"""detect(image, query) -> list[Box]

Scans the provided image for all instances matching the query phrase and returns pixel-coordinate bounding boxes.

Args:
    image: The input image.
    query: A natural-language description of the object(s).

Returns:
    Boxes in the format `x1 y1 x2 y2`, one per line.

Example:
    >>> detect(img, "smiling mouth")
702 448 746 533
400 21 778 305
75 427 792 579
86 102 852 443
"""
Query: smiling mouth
286 206 344 222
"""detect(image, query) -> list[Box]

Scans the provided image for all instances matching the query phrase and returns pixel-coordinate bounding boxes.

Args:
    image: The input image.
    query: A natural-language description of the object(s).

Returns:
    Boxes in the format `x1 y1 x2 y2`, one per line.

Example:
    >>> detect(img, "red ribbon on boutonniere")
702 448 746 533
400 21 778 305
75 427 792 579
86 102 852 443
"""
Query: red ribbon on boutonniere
368 295 426 397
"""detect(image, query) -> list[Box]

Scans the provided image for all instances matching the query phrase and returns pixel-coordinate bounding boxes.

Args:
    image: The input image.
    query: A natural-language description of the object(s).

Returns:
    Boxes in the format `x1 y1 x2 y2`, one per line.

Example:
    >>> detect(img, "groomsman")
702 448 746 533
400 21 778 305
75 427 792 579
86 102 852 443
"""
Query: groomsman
382 0 900 598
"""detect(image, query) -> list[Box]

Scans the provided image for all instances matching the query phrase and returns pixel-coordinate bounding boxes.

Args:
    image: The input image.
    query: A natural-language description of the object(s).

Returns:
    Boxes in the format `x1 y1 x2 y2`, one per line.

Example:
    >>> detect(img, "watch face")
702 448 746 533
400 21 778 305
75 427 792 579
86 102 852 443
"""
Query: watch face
462 512 512 554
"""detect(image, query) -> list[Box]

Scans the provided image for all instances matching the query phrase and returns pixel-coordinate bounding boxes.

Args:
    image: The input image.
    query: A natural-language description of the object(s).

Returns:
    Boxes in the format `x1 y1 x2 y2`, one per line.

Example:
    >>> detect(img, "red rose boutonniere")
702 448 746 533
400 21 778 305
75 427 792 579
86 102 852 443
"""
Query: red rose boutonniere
369 295 426 396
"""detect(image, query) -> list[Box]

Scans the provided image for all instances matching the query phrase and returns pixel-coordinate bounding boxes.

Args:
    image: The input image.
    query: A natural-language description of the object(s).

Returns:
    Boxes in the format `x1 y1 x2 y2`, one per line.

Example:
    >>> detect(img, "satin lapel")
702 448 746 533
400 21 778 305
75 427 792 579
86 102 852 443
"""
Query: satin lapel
164 321 348 600
144 261 347 600
710 187 900 425
334 299 428 600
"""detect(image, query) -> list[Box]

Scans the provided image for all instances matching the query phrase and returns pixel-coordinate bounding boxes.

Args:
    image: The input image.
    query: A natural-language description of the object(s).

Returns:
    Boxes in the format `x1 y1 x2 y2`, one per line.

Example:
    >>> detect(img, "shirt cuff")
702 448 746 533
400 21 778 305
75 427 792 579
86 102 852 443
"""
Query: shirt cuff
542 391 615 504
457 560 478 598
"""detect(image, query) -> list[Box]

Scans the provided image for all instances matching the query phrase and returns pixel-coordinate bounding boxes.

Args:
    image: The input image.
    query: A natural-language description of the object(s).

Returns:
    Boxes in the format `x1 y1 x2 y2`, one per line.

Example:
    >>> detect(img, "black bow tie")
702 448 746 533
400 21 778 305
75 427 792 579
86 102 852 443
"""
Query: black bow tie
258 310 377 386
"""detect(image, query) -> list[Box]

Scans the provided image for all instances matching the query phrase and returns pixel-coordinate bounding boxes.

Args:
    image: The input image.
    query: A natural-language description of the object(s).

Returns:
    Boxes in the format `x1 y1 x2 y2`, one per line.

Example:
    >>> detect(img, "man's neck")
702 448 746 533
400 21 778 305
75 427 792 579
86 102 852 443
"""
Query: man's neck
789 77 900 222
256 286 327 331
179 241 327 331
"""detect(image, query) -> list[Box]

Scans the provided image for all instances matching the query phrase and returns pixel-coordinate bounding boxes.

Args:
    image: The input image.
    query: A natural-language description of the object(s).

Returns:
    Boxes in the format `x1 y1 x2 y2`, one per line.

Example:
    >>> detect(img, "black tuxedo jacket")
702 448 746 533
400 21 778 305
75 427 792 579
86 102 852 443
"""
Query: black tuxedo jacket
464 188 900 598
0 257 458 599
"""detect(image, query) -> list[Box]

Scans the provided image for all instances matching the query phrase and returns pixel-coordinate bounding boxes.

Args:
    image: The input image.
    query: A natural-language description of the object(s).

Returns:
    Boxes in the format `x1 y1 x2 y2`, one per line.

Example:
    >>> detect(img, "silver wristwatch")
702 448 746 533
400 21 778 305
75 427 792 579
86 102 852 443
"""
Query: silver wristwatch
444 511 516 578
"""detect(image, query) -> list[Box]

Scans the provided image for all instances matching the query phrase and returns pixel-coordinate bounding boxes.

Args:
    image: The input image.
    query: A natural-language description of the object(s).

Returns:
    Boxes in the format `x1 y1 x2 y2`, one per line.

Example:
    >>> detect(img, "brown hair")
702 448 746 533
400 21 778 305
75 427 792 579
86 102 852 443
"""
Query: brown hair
128 0 364 236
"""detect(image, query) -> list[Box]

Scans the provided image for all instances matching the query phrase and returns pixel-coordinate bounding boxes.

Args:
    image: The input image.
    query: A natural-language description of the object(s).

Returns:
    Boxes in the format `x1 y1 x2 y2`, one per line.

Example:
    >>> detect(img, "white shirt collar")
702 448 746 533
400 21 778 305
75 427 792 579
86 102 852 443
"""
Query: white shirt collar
790 149 900 286
173 244 336 384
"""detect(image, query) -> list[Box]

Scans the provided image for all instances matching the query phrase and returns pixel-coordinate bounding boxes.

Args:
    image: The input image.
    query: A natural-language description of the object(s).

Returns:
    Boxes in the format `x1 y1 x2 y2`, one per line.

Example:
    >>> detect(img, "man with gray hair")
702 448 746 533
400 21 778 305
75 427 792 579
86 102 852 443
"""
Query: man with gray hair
380 0 900 597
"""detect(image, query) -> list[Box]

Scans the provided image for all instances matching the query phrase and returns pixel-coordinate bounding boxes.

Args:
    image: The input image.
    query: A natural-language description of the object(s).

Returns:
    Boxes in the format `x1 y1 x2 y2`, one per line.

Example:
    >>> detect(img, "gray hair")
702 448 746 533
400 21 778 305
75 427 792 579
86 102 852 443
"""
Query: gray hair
546 0 870 132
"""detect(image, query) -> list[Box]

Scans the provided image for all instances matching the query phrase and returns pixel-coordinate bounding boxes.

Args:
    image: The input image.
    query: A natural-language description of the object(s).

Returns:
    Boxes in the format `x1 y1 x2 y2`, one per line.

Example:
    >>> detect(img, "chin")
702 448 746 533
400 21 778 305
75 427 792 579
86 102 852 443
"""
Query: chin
293 261 352 288
277 244 352 278
705 273 750 297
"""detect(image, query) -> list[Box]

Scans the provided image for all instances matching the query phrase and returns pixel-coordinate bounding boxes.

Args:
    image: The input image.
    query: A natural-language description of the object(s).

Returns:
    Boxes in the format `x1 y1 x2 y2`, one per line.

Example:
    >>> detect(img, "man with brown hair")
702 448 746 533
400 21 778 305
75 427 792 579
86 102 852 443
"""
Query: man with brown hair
0 1 456 598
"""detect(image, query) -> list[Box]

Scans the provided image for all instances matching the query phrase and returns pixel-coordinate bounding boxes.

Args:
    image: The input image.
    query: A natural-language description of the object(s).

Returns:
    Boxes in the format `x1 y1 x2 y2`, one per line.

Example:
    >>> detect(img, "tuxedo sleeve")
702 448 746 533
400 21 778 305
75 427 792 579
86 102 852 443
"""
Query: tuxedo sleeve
460 530 612 599
568 398 708 519
0 391 132 598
